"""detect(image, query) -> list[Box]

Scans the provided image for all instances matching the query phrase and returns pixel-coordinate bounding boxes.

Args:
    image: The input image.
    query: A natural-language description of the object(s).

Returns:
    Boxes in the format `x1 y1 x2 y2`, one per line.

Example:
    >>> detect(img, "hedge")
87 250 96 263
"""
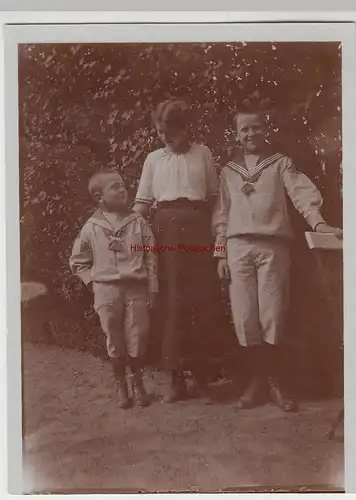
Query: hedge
19 42 343 396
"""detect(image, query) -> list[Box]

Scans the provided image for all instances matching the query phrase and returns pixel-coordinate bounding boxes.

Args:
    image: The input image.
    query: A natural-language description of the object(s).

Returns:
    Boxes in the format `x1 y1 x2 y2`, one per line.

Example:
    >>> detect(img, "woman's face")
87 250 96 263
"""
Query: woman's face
156 122 187 153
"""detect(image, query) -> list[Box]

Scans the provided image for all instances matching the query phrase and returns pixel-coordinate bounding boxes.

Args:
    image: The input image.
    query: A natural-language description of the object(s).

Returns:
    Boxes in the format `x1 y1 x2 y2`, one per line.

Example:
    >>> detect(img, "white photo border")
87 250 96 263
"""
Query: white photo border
4 20 356 496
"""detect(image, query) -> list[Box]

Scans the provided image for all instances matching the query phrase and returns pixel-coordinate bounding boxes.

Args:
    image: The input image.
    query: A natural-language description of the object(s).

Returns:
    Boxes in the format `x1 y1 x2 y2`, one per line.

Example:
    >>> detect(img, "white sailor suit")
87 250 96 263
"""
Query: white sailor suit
212 148 326 347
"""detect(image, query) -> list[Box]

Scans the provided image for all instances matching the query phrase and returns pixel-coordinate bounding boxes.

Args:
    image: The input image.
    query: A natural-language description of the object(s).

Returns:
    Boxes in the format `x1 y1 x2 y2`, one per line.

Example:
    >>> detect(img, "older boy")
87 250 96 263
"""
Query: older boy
70 170 158 408
213 106 342 412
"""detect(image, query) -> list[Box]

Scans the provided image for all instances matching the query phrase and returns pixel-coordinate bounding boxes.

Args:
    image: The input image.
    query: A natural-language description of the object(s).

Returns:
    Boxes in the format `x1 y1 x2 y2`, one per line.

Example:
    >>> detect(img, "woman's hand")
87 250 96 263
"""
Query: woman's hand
315 223 343 239
217 258 231 282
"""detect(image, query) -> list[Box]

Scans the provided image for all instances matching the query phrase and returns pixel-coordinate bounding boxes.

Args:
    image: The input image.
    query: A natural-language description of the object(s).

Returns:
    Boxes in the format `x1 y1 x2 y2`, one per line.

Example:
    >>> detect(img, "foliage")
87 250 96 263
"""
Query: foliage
19 43 342 385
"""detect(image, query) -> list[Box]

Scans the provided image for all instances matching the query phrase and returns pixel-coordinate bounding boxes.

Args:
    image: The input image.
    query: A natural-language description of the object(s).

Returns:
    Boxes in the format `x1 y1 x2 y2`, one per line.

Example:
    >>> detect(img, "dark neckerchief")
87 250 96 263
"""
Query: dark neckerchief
227 147 284 183
87 208 142 252
226 147 285 195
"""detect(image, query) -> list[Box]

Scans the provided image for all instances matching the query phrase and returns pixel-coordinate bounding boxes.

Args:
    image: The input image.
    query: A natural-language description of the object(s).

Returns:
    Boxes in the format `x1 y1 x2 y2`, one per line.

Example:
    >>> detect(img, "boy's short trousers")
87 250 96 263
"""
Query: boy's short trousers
227 236 291 346
93 281 149 359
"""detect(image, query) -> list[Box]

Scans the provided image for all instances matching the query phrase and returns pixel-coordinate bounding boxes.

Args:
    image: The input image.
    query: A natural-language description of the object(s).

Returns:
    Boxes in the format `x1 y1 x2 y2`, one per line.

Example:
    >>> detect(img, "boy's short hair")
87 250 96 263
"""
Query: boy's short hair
88 169 123 197
233 103 268 129
152 99 190 132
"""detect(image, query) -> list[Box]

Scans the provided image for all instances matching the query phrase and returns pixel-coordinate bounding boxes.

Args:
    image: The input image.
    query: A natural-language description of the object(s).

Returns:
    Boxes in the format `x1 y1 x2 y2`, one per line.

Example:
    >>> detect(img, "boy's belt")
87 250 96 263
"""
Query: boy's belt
157 198 207 210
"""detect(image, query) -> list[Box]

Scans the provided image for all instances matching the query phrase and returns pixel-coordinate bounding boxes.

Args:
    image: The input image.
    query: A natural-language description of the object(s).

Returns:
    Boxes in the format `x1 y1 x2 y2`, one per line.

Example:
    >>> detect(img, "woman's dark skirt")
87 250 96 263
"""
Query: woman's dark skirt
152 201 223 375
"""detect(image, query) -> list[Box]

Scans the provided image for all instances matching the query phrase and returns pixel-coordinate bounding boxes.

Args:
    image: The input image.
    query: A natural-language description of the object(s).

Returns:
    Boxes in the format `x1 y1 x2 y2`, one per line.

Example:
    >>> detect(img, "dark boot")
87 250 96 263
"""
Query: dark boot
163 370 187 403
267 375 298 412
236 346 263 409
129 357 150 407
111 358 130 409
131 371 150 407
265 344 298 413
236 374 263 409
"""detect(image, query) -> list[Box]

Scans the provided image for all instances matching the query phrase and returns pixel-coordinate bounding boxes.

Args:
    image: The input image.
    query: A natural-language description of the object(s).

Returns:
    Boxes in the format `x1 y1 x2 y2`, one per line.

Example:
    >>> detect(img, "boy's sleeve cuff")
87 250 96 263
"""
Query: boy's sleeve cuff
307 212 326 231
213 235 227 258
77 270 92 285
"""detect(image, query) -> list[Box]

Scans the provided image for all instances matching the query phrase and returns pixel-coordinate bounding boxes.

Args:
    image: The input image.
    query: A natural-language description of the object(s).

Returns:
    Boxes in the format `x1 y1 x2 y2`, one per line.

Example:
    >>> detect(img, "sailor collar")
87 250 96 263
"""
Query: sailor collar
226 149 284 194
87 209 141 234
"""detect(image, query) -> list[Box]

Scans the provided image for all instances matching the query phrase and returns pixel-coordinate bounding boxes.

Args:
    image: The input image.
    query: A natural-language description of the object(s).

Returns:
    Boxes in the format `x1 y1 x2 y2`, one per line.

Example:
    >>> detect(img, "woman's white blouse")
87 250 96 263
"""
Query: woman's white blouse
135 143 219 204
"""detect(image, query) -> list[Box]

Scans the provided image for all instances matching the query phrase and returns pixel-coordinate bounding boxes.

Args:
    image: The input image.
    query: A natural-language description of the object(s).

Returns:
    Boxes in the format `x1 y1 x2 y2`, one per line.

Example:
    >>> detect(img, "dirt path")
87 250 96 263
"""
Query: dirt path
22 342 344 493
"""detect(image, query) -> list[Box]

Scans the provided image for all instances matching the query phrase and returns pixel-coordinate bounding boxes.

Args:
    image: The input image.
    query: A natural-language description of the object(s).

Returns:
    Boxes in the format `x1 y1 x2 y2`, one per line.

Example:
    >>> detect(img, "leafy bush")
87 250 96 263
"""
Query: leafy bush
19 42 342 393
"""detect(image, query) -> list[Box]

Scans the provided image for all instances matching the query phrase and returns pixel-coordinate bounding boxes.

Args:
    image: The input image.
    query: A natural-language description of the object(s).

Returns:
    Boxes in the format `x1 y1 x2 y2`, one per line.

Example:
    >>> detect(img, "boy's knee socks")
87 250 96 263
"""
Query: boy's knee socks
241 345 264 378
263 342 282 378
128 356 142 374
111 357 127 378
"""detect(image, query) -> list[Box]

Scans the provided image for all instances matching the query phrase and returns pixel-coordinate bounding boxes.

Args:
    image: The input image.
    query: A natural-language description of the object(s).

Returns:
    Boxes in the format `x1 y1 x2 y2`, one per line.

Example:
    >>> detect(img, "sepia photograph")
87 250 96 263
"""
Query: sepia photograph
6 22 350 493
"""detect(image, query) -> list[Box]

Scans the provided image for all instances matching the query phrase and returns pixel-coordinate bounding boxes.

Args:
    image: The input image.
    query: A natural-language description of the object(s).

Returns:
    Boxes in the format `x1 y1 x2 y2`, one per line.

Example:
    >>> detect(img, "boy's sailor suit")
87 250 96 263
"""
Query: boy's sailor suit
70 209 158 358
212 148 326 346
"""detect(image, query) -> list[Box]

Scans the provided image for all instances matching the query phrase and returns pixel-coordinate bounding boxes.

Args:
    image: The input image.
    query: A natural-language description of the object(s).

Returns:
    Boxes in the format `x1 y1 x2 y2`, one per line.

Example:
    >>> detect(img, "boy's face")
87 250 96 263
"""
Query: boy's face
235 113 267 154
100 174 128 210
156 123 187 153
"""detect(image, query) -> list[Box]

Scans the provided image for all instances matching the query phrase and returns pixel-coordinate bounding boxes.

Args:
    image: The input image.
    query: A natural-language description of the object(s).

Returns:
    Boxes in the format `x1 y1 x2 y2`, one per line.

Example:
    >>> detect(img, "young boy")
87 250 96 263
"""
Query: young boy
70 170 158 409
212 106 342 412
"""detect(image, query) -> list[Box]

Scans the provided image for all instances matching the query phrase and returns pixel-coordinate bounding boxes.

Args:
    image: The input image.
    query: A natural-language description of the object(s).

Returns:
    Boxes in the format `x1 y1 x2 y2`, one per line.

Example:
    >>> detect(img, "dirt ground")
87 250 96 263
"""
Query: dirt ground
22 342 344 494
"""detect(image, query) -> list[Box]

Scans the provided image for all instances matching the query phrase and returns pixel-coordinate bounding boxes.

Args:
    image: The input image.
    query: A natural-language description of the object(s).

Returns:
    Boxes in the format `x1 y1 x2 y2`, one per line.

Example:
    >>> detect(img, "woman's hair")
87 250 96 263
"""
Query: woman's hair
151 99 190 132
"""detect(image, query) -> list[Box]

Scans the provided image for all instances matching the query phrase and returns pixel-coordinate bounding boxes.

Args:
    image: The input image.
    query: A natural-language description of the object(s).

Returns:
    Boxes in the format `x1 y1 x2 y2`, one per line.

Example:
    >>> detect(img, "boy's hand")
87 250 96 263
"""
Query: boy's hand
148 291 159 309
315 223 343 239
217 258 231 282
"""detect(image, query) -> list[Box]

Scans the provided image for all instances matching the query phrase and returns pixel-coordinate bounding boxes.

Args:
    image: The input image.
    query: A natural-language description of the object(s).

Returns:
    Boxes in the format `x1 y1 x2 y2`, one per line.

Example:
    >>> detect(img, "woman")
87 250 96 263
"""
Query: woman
134 99 220 403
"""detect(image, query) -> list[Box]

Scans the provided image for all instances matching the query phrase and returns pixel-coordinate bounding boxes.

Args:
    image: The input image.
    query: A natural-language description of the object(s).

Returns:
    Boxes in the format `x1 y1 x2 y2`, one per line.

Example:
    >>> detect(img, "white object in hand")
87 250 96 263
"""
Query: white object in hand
305 232 343 251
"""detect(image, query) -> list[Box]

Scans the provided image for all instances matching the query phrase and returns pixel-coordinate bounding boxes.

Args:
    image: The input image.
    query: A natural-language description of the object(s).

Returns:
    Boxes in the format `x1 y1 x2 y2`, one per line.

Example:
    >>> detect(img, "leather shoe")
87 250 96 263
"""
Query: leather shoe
236 376 262 409
268 376 298 412
163 371 188 403
115 377 131 409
